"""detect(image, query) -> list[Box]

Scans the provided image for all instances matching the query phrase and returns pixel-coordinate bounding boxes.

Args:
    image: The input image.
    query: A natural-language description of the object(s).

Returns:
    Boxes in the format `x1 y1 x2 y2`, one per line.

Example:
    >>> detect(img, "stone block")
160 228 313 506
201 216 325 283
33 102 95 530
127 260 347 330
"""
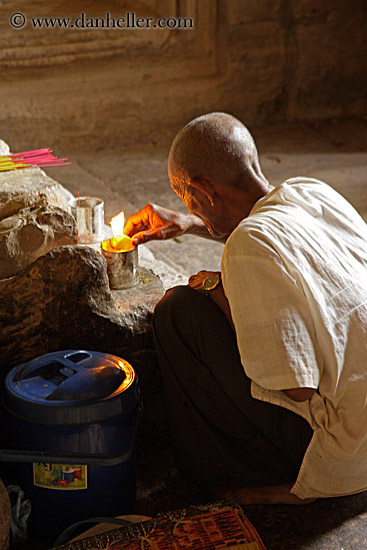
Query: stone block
0 205 77 279
0 164 74 221
0 245 164 379
0 138 81 279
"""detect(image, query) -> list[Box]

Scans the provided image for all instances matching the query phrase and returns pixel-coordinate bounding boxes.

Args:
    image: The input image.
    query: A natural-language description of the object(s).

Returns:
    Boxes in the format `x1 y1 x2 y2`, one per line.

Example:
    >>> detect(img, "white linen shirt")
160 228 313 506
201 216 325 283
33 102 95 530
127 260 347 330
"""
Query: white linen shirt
221 177 367 499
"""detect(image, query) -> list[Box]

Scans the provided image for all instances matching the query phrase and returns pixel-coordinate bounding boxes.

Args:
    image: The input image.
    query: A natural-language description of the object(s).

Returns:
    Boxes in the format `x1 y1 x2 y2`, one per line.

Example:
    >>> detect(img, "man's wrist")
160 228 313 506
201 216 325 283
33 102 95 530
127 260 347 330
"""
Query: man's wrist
201 272 221 295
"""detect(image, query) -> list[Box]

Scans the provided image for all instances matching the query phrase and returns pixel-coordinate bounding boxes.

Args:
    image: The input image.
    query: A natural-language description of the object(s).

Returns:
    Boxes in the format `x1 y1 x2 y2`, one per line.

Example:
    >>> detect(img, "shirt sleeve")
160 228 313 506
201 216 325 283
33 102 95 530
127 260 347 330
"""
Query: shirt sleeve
222 234 321 391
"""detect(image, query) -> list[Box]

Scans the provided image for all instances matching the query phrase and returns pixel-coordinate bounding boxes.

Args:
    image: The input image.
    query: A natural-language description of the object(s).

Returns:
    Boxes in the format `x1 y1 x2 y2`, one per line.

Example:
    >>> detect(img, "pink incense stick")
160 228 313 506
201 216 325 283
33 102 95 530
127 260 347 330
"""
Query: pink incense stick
15 156 59 164
11 148 52 158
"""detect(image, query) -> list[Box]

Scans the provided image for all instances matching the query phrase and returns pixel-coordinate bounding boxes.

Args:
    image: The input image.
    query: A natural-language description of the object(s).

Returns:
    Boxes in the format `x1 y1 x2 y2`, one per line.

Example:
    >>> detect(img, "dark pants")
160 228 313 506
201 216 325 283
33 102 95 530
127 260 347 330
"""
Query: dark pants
153 285 313 487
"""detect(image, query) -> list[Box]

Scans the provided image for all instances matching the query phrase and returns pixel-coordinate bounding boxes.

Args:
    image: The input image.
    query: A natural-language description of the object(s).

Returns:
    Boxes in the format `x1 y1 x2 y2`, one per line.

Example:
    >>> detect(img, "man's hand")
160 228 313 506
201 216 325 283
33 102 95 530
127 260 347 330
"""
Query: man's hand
188 270 235 331
124 204 199 246
125 204 190 246
188 270 217 292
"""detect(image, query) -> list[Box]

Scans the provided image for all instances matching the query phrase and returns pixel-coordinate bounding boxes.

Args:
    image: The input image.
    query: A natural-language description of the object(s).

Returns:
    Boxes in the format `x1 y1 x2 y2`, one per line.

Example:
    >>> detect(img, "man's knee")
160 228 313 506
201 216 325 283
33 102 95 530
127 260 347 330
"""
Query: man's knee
154 285 195 333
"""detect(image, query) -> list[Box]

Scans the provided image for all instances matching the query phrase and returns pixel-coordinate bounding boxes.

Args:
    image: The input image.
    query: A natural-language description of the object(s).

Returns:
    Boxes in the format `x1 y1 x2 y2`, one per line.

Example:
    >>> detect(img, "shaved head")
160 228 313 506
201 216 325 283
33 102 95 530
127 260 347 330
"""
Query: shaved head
167 113 271 238
168 112 262 191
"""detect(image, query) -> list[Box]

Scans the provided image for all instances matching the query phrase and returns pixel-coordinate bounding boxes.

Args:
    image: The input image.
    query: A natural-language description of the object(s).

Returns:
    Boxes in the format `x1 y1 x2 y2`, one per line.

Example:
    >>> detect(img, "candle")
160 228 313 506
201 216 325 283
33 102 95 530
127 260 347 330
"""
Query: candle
100 211 139 289
101 234 134 253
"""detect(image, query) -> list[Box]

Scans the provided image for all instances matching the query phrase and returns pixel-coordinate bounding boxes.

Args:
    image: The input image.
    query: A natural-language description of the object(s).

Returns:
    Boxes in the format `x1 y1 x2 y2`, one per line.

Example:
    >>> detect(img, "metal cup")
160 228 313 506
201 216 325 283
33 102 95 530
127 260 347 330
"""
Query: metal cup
101 244 139 290
69 197 104 244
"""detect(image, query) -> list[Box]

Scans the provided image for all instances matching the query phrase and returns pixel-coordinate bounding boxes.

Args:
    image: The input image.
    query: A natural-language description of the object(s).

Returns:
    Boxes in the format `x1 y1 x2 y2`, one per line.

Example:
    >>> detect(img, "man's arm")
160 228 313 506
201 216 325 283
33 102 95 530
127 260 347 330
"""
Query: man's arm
188 271 235 329
125 204 224 245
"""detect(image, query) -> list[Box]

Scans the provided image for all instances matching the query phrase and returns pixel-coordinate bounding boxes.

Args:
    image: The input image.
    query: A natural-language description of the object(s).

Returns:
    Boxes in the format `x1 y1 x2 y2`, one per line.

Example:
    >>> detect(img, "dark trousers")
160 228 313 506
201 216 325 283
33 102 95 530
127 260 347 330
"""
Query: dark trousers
153 285 313 487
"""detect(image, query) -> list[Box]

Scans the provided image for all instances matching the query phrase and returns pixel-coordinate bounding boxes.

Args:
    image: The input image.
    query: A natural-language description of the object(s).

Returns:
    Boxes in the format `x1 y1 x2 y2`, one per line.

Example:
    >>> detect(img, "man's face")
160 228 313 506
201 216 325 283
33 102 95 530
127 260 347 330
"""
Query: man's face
170 176 230 239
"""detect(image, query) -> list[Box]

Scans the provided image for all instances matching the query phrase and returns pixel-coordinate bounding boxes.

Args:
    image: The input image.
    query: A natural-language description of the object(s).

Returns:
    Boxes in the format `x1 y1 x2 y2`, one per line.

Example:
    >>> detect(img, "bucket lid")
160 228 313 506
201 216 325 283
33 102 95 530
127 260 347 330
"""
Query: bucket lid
5 350 137 425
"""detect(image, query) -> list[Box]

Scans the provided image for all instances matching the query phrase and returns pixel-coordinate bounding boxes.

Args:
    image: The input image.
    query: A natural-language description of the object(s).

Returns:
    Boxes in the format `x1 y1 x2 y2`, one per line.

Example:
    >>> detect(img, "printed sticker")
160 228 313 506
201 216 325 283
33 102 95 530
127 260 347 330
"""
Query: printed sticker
33 463 87 490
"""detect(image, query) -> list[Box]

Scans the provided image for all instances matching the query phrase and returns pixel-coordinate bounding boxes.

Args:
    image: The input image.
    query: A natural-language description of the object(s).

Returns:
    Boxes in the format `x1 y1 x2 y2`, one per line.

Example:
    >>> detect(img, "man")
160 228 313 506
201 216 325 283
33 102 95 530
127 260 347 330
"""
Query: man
125 112 367 504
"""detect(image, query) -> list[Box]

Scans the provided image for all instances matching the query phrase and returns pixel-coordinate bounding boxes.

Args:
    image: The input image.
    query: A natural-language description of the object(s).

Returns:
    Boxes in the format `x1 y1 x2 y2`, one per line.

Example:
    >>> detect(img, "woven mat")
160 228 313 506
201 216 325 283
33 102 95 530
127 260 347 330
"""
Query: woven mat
52 502 266 550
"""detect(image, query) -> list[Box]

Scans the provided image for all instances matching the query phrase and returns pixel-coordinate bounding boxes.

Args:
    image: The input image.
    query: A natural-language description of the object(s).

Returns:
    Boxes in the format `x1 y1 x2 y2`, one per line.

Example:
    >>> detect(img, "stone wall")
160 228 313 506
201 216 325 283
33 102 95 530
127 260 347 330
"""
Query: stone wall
0 0 366 149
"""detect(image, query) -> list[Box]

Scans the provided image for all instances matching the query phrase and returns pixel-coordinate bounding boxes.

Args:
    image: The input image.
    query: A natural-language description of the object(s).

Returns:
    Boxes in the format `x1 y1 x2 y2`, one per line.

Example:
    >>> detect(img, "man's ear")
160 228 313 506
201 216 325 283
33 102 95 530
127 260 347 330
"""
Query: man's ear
189 177 216 206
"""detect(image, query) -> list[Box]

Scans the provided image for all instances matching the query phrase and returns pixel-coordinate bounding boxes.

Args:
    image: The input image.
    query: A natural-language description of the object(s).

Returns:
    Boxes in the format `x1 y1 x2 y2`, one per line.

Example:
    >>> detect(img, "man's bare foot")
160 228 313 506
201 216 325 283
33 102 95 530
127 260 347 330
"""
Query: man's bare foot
216 483 316 505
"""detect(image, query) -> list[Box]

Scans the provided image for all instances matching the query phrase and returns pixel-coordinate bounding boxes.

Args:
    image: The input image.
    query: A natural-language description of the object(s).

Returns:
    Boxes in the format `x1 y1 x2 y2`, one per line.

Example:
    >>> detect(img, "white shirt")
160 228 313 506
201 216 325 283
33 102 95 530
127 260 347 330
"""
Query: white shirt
222 177 367 499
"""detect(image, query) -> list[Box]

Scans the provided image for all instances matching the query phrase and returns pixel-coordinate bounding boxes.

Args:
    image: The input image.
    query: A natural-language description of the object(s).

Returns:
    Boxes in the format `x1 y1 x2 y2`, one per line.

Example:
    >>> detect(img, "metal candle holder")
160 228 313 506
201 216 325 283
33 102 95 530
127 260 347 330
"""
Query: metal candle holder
101 239 139 290
69 196 104 244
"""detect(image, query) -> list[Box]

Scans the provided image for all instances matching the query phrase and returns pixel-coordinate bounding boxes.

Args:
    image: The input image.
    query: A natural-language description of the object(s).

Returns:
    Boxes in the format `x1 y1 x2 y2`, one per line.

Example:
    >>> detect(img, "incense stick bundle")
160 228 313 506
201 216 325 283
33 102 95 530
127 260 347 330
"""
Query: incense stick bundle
0 148 71 172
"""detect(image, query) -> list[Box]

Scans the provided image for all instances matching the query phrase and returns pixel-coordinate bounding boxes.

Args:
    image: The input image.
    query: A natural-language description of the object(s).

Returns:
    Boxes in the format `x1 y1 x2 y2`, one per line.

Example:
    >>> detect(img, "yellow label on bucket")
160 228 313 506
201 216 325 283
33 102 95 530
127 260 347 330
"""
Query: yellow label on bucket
33 463 88 490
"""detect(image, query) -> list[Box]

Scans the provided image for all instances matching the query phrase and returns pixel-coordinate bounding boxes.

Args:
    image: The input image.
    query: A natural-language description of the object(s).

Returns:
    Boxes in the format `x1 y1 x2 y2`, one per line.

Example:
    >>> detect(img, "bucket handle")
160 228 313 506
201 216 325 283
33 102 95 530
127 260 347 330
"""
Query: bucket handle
53 516 133 547
0 401 142 467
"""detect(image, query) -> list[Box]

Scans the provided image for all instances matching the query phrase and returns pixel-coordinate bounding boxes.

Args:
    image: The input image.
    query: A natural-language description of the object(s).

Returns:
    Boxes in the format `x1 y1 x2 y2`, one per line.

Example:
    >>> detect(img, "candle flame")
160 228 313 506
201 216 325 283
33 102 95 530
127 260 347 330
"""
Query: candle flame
102 210 135 252
111 211 125 238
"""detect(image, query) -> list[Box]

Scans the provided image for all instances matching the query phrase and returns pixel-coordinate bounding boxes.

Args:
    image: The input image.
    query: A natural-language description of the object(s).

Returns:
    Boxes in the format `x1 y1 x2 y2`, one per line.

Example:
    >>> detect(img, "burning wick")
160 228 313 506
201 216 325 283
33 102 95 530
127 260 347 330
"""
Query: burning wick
101 211 135 253
77 191 81 208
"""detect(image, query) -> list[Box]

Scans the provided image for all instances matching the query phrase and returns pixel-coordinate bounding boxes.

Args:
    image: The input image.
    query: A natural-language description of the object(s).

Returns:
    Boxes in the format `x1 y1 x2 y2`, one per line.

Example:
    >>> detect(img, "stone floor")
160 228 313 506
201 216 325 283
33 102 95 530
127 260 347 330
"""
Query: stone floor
6 117 367 548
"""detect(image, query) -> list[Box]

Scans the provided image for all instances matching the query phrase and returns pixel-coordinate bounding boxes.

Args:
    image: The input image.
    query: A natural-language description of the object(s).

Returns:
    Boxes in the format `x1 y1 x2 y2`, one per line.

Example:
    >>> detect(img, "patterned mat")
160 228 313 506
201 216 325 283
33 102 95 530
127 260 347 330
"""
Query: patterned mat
52 502 266 550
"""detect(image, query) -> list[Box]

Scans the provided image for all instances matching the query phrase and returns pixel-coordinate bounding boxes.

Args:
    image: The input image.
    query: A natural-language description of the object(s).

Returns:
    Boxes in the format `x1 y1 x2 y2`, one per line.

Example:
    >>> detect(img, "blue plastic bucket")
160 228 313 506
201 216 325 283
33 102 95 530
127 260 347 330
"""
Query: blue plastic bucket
2 350 139 541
